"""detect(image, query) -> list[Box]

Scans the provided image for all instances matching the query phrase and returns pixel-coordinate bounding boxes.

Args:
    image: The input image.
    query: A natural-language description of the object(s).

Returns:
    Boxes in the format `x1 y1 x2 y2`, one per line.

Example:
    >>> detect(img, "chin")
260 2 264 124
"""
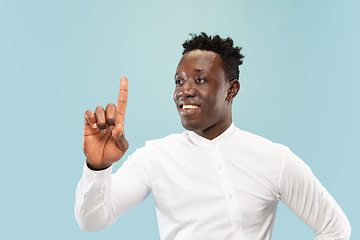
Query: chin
181 118 212 133
181 120 202 132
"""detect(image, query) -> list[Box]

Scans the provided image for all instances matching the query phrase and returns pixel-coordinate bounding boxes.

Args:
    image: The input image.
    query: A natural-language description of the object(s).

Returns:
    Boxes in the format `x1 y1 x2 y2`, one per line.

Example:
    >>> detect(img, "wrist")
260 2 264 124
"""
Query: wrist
86 159 112 171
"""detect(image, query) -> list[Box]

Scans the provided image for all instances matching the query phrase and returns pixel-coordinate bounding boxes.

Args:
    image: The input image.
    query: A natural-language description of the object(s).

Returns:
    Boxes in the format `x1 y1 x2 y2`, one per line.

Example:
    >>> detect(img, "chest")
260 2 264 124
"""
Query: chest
148 145 279 225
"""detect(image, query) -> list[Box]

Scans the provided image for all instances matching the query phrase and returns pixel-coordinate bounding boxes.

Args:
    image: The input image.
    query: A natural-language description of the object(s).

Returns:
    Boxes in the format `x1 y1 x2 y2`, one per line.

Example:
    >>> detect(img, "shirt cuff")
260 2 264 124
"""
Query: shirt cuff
82 161 114 189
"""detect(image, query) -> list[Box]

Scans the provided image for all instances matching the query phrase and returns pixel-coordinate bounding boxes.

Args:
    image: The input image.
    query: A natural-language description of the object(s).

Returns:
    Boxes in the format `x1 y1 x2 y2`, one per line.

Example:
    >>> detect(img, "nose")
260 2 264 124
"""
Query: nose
177 79 196 100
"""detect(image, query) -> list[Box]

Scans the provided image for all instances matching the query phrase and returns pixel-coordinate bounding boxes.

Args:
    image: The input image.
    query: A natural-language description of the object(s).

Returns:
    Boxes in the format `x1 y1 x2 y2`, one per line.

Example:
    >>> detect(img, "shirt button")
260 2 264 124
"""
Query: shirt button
218 165 222 170
229 194 232 199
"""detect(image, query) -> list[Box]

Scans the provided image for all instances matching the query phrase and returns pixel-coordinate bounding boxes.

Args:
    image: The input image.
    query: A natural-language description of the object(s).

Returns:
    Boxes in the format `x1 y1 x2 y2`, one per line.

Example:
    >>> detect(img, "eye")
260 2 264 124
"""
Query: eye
195 78 206 83
175 79 184 85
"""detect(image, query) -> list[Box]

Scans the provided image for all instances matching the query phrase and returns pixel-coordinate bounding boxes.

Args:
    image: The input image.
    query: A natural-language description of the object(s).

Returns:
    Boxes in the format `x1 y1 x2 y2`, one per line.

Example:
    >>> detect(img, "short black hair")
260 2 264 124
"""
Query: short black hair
182 32 244 82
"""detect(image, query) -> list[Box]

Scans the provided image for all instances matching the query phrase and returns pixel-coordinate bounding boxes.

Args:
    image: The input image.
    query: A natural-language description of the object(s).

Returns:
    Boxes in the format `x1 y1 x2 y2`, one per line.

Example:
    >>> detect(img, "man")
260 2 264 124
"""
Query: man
75 33 351 240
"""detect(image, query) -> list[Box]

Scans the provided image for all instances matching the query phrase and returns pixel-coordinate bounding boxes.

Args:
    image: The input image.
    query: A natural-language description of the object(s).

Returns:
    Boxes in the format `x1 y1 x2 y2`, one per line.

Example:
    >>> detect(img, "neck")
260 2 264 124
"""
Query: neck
194 115 233 140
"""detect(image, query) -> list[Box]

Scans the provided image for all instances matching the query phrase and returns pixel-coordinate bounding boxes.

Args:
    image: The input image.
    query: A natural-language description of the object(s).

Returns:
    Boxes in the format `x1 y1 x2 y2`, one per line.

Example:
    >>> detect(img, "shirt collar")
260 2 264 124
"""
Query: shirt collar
188 122 236 149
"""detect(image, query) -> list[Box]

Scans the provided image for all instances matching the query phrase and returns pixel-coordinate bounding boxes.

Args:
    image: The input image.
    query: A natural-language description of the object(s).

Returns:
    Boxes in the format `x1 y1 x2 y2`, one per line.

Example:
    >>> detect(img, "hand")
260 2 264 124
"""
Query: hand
82 77 129 170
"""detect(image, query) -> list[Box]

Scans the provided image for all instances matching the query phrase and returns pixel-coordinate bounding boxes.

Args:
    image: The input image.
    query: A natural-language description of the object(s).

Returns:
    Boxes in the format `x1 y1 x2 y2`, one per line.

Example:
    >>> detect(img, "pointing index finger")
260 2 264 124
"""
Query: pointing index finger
116 77 128 126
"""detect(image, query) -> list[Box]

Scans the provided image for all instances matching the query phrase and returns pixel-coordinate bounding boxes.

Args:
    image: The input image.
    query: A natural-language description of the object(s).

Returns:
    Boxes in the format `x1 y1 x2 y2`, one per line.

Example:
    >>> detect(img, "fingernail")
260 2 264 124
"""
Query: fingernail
100 129 106 134
93 123 97 128
109 126 114 131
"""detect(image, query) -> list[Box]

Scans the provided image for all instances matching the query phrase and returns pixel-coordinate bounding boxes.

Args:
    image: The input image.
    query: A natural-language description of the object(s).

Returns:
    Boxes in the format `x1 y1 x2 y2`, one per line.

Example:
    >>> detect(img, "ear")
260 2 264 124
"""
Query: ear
226 79 240 101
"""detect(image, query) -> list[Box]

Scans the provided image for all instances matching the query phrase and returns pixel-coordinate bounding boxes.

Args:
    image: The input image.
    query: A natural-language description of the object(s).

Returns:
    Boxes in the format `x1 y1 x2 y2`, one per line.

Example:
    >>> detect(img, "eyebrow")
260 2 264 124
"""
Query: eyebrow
175 68 208 77
194 68 206 73
175 71 183 77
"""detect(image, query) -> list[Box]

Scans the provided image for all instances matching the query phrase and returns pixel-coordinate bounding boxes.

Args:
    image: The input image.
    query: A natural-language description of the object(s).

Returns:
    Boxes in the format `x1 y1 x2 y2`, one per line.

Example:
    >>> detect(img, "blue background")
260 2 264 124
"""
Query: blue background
1 0 359 239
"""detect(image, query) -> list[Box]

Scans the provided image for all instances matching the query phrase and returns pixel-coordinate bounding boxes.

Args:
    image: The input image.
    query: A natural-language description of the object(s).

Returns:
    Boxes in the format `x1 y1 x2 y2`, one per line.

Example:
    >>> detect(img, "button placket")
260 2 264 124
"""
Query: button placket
209 146 245 239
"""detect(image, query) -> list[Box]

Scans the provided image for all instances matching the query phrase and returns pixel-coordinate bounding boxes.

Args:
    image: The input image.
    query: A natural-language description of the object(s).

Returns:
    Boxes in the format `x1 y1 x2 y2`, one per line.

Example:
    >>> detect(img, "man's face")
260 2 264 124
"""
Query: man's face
173 49 232 137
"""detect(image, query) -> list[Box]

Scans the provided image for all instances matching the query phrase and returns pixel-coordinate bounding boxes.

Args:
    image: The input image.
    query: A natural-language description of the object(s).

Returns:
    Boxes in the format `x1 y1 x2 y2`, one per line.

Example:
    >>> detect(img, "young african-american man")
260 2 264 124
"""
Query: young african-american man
75 33 351 240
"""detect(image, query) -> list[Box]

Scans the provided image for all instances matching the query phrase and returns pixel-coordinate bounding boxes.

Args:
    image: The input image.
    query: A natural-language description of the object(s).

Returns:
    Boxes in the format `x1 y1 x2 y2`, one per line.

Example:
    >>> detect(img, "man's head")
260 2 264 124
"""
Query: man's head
182 32 244 83
173 33 244 140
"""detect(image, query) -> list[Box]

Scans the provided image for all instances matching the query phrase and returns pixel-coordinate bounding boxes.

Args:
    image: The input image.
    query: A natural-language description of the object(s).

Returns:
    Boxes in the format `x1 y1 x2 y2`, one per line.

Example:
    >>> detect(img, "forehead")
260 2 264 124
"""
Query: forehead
176 50 224 73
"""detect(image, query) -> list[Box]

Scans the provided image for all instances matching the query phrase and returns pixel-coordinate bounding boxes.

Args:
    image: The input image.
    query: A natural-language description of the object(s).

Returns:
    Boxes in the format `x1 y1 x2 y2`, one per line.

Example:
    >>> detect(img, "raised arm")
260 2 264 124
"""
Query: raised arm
75 77 151 231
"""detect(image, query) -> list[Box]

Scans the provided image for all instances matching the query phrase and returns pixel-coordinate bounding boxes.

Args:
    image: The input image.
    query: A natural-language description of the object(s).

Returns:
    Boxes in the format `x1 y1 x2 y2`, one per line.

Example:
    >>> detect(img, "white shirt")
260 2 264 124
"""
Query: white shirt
75 123 351 240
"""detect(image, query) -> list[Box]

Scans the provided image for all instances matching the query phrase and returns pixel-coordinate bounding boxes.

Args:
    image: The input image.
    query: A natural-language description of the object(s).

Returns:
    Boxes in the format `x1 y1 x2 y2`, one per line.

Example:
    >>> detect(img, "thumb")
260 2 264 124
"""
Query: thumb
112 123 129 152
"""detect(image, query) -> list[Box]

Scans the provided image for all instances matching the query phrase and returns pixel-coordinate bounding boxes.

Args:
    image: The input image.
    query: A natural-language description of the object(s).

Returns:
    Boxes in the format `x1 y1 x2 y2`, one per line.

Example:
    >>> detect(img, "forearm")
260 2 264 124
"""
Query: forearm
74 163 116 231
311 189 351 240
303 186 351 240
280 149 351 239
74 149 152 231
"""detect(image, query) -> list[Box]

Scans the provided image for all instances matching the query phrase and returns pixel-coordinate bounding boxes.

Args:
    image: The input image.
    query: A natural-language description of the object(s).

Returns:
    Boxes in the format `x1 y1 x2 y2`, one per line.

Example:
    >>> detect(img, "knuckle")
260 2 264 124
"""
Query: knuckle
95 106 104 112
107 117 116 125
106 103 116 109
85 110 93 116
118 98 127 104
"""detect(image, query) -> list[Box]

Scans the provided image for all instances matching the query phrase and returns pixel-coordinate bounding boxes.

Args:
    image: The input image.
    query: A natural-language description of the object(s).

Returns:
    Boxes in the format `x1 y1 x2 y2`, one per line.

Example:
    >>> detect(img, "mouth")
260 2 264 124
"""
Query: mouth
180 104 200 109
178 103 201 117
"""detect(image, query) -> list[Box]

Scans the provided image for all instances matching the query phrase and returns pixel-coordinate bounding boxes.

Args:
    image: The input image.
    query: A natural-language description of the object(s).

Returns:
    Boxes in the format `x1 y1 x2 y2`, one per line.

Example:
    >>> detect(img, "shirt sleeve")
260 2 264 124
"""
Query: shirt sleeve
279 148 351 240
74 146 152 231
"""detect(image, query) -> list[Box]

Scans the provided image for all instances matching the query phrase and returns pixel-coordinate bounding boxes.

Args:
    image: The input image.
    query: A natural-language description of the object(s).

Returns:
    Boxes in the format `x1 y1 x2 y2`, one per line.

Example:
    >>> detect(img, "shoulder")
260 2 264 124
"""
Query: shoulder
238 128 289 150
234 128 289 158
145 132 189 148
126 132 187 166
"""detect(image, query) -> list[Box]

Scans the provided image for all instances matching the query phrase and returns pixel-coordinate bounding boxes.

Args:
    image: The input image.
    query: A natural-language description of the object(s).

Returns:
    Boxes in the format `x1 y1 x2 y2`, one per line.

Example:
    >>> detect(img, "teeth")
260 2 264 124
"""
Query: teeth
182 105 199 109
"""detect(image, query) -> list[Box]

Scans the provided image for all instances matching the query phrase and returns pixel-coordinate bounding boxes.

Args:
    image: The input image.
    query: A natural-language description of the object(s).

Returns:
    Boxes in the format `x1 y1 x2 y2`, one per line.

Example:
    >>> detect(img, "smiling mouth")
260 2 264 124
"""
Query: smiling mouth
181 104 199 109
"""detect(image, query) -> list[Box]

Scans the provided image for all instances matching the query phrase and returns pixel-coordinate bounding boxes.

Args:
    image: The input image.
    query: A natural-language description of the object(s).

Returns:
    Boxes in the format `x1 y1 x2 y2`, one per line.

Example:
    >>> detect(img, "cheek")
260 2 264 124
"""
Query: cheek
207 90 227 111
173 91 177 103
201 95 218 116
